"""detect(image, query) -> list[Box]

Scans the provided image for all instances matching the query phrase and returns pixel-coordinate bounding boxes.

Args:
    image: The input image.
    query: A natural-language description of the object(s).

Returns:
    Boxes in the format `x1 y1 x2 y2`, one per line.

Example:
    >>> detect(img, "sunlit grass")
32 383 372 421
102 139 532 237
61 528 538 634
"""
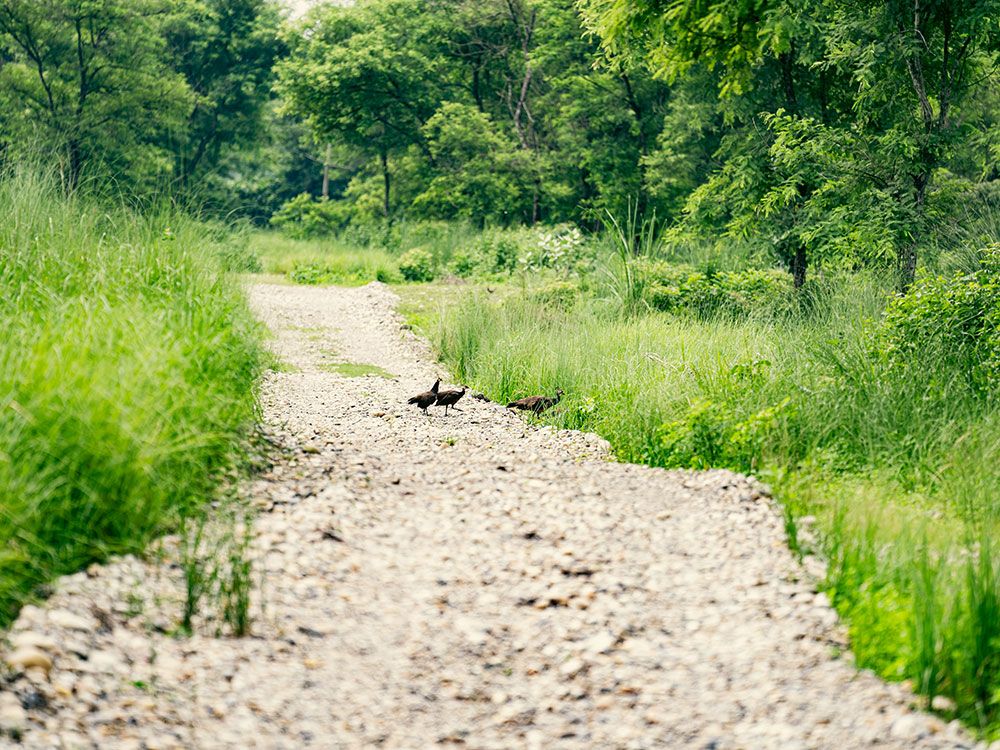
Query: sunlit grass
249 231 401 285
0 166 263 626
318 362 394 378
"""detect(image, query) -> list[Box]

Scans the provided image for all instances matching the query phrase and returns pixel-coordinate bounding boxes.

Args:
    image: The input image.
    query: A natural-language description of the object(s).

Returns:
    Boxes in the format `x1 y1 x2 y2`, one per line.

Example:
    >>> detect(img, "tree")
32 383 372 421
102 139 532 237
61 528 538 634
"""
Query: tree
580 0 1000 288
163 0 284 187
412 102 530 224
824 0 1000 288
275 0 446 217
0 0 192 186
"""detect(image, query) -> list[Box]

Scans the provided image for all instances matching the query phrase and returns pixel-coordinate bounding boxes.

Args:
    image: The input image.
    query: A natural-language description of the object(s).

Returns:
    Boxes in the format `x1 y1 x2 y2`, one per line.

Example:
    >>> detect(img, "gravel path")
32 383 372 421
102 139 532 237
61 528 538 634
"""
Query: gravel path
0 282 981 749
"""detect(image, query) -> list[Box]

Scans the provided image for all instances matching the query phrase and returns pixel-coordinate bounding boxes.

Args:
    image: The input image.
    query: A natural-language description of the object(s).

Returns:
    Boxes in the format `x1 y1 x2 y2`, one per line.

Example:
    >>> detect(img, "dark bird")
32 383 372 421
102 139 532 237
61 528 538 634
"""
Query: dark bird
407 379 440 415
507 388 564 415
435 386 467 416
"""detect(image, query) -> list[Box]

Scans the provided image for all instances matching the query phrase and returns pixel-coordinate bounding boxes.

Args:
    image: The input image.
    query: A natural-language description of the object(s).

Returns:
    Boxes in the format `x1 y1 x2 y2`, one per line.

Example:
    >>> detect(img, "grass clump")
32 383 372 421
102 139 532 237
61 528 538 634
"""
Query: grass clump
0 167 264 627
319 362 394 379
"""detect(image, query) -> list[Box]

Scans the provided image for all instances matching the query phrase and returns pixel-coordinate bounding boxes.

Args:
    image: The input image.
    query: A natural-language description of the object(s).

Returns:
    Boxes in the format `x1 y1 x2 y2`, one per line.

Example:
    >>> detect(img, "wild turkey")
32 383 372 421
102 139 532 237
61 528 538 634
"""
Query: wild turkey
435 386 467 416
407 379 440 415
507 388 564 415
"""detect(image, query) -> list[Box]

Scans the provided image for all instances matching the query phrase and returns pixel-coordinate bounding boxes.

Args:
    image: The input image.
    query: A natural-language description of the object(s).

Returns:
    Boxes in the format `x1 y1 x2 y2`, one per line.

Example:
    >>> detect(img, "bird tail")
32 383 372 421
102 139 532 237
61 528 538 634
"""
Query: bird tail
407 396 419 404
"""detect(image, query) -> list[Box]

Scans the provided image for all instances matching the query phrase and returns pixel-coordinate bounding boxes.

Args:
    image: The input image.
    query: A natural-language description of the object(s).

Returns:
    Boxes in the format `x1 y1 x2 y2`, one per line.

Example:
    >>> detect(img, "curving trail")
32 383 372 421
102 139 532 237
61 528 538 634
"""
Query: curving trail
0 282 976 749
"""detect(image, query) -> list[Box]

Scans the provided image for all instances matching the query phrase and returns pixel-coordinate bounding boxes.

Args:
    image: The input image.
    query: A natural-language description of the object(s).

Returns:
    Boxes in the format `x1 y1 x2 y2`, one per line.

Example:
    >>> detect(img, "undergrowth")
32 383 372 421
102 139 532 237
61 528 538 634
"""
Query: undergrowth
0 166 264 627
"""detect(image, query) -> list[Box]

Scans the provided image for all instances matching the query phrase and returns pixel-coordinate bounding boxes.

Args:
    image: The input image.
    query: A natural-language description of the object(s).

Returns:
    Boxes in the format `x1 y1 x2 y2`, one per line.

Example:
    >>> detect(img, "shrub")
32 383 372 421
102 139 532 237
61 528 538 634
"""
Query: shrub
529 280 581 310
519 224 593 273
465 229 530 274
217 238 263 273
270 194 344 238
450 249 482 277
640 260 795 318
875 244 1000 396
398 248 436 282
652 396 794 472
290 262 331 285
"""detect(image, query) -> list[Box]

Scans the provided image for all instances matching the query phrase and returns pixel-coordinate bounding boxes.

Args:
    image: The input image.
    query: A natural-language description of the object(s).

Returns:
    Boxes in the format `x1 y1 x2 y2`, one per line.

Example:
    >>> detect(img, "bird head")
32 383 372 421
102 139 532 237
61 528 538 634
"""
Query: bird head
432 379 441 393
555 388 564 397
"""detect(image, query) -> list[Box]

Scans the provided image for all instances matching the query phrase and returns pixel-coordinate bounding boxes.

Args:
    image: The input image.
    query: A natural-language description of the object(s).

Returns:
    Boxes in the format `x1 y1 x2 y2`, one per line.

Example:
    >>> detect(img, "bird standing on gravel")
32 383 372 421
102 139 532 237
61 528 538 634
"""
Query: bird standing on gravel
435 386 467 416
507 388 564 415
407 379 440 415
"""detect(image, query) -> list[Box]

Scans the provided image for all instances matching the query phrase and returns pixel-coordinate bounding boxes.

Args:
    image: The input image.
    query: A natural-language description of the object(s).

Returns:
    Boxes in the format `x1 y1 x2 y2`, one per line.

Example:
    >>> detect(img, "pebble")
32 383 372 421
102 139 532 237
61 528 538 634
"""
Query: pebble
0 692 27 734
48 609 93 631
5 647 53 674
11 631 58 652
931 695 957 713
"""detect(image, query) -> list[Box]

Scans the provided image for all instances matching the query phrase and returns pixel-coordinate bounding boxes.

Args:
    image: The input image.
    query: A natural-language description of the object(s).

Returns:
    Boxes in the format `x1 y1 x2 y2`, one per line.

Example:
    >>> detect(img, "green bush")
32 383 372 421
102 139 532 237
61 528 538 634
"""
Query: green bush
529 280 581 310
217 237 263 273
398 247 436 282
0 169 263 625
270 193 344 238
640 261 795 318
290 262 331 285
450 249 483 277
875 244 1000 395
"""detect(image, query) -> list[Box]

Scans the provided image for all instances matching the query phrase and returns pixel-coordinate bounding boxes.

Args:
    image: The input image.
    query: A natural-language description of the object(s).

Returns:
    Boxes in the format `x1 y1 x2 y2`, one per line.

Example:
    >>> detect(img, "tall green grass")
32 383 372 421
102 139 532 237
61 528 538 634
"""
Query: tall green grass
430 270 1000 735
0 167 264 626
250 231 402 284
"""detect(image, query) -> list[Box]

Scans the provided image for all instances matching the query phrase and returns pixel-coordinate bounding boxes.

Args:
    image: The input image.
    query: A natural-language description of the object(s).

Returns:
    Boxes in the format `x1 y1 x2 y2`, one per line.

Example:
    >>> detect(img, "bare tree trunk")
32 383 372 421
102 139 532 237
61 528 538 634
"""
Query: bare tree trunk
531 178 540 225
380 149 390 218
791 244 807 289
322 143 331 200
898 170 929 292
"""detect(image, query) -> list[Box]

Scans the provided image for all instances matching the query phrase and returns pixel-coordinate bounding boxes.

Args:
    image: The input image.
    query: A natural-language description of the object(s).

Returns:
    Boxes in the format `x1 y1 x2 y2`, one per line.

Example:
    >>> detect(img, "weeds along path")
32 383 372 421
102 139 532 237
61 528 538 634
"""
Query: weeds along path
0 282 975 750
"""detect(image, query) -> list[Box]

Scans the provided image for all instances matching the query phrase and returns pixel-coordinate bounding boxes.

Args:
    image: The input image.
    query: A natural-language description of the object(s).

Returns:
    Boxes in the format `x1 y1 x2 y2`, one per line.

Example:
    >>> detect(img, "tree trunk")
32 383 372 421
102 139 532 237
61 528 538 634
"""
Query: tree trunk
898 170 930 292
322 143 331 200
380 149 390 218
791 244 807 289
898 242 918 292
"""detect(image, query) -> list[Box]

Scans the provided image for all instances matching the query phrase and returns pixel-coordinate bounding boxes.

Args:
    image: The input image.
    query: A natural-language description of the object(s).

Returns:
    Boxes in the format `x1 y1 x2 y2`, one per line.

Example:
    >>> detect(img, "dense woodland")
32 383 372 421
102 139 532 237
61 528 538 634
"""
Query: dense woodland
2 0 1000 738
1 0 997 287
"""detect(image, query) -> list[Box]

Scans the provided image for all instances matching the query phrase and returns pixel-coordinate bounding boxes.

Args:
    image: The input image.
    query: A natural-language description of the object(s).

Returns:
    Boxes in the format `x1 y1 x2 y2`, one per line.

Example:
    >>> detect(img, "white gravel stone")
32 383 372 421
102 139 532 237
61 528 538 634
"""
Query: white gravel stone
48 610 93 631
5 646 53 673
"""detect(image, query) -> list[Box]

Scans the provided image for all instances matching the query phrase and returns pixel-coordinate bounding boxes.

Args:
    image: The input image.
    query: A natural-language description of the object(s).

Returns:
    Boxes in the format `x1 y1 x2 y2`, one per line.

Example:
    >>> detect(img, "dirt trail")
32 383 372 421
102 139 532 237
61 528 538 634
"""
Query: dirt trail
0 282 976 749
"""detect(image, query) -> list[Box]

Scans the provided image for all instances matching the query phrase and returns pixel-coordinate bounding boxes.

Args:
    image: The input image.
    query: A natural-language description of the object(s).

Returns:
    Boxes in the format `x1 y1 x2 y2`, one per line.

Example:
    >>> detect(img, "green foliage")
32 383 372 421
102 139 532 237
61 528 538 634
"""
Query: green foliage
640 261 796 319
0 0 282 195
653 396 793 472
875 245 1000 396
528 280 581 310
0 167 263 625
398 248 437 282
274 0 672 225
581 0 1000 288
413 103 528 223
270 193 344 238
164 0 283 185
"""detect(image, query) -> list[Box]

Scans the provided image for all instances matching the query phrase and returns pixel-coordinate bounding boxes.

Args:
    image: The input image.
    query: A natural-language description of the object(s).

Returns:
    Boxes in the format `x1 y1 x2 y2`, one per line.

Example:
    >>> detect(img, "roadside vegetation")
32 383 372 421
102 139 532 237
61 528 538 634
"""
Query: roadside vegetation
0 167 264 628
